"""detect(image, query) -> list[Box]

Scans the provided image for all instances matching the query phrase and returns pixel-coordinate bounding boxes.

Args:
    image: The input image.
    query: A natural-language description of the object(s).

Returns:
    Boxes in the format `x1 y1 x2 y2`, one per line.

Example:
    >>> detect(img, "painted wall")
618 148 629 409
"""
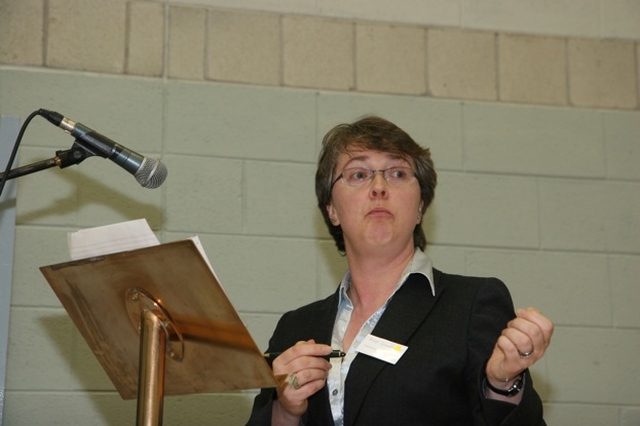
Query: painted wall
1 0 639 424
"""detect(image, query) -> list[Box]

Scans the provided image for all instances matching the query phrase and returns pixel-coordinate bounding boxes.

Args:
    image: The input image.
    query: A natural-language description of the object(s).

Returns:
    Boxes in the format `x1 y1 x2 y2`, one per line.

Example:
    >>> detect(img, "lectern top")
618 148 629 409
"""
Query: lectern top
40 239 278 399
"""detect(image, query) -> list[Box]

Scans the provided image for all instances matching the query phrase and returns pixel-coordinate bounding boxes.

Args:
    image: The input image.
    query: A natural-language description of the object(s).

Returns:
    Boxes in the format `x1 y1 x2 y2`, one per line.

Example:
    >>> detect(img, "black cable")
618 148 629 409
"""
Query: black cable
0 110 43 198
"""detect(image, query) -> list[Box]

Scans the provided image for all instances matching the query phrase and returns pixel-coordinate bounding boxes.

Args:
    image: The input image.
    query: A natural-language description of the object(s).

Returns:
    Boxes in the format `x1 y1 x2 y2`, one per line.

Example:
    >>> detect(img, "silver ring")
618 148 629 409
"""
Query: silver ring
518 348 534 358
288 373 301 390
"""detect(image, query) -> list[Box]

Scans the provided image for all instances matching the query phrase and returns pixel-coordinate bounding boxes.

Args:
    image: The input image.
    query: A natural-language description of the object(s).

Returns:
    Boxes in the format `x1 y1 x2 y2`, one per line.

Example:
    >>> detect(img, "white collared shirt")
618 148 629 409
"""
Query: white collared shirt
327 249 435 425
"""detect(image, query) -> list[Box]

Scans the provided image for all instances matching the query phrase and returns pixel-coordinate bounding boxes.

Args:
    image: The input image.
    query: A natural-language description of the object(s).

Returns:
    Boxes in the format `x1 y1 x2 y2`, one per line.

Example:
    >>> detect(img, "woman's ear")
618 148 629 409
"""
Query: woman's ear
327 203 339 226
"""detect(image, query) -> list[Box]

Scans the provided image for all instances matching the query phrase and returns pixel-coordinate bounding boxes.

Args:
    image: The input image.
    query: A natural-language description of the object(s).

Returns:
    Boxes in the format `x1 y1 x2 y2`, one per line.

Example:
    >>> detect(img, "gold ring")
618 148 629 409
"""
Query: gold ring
288 373 301 390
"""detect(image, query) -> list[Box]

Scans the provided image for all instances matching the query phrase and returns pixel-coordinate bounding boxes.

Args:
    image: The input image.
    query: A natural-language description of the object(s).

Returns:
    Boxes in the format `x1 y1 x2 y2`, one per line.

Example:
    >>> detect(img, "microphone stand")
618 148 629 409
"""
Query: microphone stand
0 142 94 182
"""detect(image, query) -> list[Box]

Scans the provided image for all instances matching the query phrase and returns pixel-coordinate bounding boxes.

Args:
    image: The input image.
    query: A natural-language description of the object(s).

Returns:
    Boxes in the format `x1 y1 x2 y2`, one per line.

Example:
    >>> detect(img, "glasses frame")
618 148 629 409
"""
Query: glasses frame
330 166 417 189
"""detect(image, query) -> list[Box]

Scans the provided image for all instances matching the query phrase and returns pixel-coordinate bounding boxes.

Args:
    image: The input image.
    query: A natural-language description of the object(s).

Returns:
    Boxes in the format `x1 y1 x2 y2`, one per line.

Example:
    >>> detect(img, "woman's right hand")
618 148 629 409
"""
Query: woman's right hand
271 340 334 425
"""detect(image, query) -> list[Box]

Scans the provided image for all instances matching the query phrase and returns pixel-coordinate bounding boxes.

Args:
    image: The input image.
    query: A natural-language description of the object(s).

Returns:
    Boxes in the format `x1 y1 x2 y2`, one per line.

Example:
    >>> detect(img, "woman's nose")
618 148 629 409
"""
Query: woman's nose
369 172 389 197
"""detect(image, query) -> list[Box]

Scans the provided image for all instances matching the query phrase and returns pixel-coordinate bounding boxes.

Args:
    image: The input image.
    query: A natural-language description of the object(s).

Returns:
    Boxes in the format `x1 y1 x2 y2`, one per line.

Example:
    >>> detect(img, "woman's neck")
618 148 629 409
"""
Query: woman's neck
345 244 415 313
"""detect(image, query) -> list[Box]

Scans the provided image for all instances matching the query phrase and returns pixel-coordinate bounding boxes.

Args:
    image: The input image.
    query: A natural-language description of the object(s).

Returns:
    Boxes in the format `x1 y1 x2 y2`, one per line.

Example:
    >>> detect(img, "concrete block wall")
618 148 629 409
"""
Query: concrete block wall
1 0 639 425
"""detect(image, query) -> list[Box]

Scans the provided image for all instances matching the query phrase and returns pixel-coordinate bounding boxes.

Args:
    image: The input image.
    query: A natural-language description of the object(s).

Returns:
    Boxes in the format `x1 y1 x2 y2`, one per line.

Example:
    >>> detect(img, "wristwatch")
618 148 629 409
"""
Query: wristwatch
484 374 523 397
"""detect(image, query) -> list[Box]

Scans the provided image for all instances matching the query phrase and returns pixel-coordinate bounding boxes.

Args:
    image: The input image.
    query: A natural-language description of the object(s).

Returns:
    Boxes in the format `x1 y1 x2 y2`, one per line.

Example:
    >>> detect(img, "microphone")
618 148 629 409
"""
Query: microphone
38 109 167 188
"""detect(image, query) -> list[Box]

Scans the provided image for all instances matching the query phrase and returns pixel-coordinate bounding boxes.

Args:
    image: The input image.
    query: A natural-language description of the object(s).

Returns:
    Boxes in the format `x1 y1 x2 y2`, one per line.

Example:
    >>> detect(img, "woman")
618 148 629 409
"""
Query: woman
247 116 553 425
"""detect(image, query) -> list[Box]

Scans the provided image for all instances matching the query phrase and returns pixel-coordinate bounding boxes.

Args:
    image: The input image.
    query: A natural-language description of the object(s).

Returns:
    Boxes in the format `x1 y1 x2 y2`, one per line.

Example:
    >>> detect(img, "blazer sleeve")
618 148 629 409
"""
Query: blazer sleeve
246 295 338 426
466 277 546 426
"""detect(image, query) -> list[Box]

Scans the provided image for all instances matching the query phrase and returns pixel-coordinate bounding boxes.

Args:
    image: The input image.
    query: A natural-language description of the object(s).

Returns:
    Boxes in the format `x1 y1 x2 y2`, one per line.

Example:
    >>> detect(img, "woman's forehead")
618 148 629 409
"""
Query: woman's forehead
336 149 412 166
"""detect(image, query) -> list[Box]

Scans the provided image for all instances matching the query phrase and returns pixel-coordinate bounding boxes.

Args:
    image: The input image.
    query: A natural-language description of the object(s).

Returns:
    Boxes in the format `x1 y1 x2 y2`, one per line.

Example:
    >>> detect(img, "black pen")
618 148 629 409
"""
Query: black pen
263 349 346 361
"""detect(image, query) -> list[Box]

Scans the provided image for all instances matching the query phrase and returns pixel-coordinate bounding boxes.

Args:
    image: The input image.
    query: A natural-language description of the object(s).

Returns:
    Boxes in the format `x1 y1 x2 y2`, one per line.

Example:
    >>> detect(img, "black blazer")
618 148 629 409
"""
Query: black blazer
247 269 546 426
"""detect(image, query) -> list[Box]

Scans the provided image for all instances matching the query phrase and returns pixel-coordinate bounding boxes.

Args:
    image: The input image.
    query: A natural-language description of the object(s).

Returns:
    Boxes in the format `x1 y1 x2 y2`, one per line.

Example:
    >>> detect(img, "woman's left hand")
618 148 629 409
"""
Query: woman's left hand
485 307 554 392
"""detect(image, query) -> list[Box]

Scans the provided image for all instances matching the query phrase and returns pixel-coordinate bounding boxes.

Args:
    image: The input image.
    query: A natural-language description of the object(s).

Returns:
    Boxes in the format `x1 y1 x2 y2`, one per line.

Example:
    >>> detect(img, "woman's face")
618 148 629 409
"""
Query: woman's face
326 149 423 255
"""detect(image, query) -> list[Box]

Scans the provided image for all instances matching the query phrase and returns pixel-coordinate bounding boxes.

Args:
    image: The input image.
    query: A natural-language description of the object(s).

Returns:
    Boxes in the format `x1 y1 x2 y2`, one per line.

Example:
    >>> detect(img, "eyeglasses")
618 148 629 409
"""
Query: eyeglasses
331 166 417 188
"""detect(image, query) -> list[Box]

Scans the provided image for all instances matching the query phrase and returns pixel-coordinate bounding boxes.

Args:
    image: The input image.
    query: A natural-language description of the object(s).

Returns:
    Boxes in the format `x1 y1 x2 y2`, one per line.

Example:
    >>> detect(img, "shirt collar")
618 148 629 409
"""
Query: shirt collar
337 248 436 306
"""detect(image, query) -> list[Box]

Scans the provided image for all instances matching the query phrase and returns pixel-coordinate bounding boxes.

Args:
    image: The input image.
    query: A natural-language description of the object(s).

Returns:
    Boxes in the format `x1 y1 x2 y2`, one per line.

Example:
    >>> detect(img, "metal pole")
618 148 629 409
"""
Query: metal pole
0 115 20 425
136 309 166 426
0 147 90 182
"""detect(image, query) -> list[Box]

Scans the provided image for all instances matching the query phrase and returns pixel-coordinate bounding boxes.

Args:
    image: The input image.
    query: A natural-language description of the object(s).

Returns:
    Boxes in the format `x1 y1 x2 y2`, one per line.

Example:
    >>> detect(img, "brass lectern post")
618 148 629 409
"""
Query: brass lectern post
137 309 166 426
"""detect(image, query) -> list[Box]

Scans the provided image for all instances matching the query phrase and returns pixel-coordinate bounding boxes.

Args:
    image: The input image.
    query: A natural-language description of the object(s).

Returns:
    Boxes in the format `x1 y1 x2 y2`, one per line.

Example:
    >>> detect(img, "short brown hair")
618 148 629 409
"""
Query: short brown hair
315 116 437 252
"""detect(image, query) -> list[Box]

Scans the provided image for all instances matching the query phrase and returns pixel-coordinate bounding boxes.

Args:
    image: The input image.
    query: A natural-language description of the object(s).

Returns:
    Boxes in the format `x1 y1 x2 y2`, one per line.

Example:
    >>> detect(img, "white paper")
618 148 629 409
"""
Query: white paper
187 235 221 283
68 218 159 260
66 220 225 290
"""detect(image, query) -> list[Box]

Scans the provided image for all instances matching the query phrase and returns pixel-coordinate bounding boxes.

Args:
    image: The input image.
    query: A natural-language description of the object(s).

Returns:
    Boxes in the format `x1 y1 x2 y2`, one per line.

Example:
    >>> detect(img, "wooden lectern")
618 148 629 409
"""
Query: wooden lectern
40 239 279 425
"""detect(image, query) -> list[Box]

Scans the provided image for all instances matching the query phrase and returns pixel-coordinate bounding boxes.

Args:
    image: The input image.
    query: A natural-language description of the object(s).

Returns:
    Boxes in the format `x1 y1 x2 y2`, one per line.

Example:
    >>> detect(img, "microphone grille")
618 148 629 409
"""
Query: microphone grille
135 157 168 189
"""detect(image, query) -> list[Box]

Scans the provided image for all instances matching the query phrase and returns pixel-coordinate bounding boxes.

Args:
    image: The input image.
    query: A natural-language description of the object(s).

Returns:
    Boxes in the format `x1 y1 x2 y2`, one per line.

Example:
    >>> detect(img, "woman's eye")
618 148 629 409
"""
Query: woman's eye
350 169 368 180
393 170 404 178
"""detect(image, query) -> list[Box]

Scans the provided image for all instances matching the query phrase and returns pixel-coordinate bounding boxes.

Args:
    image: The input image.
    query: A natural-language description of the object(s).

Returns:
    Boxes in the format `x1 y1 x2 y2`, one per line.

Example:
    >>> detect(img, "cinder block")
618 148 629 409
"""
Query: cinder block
240 313 281 352
3 392 136 425
0 0 43 65
164 81 317 162
423 244 466 276
465 250 611 327
168 6 206 80
530 367 550 402
193 233 319 313
604 111 640 180
245 160 317 237
568 38 638 109
356 22 426 95
0 69 165 153
498 34 567 105
462 102 605 178
163 392 258 425
5 308 74 390
429 171 539 248
317 239 348 298
5 2 640 422
609 255 640 328
127 1 165 77
208 9 280 86
47 0 126 73
12 225 73 307
538 179 607 251
461 0 600 39
539 179 640 253
163 155 243 234
316 92 463 171
543 403 619 426
16 147 79 226
320 0 460 27
427 28 497 101
546 327 640 404
601 0 640 40
69 328 115 391
4 72 165 228
74 159 164 229
283 15 354 90
621 408 640 426
604 182 640 253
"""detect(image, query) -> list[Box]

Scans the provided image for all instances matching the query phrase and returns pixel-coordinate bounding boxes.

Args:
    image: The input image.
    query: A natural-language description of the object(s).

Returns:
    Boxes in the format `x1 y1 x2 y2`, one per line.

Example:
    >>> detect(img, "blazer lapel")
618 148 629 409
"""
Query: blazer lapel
307 289 340 344
343 273 442 425
305 290 341 425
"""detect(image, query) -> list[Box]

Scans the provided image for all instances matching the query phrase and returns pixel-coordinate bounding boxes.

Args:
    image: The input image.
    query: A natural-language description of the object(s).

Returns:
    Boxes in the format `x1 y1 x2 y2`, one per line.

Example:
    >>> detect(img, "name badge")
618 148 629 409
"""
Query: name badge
355 334 408 365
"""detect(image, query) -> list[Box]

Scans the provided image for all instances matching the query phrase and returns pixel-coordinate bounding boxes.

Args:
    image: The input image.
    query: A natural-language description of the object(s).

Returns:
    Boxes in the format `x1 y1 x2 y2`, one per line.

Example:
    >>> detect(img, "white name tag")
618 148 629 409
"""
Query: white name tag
355 334 408 365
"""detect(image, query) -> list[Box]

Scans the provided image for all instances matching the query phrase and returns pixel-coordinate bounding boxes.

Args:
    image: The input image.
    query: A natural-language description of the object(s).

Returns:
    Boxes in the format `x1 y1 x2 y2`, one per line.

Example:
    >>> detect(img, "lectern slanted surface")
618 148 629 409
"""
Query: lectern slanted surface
40 239 277 400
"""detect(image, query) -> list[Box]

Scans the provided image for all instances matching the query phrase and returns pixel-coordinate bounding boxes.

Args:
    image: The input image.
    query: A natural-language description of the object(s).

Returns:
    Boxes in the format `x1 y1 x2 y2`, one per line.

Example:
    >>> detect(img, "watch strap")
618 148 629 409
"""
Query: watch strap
484 374 524 397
